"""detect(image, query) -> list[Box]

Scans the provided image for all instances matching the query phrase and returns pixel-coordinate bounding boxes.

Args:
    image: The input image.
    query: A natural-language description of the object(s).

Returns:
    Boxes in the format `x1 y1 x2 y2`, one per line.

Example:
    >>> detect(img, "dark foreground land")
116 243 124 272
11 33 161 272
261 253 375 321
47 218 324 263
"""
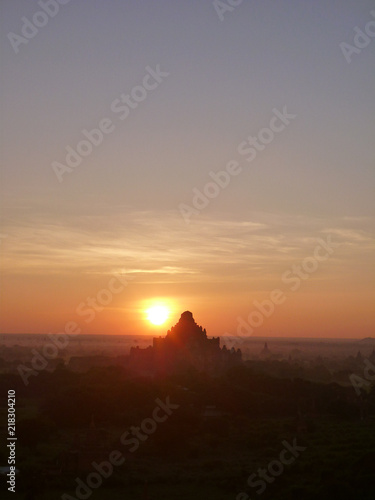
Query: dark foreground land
1 364 374 500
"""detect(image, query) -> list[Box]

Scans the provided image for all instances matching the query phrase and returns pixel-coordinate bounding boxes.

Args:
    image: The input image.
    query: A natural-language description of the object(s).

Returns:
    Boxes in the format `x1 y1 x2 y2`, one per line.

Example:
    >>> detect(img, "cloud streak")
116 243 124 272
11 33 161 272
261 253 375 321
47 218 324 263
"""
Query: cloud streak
2 209 373 289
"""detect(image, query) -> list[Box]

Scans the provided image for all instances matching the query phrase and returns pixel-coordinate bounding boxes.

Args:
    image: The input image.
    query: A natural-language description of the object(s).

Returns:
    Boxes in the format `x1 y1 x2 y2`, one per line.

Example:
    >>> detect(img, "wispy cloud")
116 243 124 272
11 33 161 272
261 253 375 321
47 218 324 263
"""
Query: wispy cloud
1 208 373 287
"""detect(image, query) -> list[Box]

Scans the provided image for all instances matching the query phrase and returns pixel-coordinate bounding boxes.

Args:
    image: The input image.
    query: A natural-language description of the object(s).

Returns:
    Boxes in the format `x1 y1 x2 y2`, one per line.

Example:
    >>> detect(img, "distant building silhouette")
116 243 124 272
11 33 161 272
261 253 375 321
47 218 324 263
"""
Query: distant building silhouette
129 311 241 374
260 341 271 359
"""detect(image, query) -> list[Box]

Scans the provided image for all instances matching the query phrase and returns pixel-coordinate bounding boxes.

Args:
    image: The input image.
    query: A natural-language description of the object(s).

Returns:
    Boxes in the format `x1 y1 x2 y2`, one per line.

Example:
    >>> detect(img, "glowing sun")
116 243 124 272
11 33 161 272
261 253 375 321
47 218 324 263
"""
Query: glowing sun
146 305 170 325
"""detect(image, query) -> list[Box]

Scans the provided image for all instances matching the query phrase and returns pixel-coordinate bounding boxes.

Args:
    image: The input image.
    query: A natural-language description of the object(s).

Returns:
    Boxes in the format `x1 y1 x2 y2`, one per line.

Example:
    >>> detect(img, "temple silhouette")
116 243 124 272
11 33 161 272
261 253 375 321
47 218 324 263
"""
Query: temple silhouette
129 311 242 374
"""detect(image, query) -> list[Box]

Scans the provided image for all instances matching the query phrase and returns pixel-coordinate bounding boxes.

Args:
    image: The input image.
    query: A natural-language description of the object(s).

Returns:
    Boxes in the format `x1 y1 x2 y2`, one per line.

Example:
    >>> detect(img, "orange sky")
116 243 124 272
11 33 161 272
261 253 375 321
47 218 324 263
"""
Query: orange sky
1 211 374 338
1 2 374 339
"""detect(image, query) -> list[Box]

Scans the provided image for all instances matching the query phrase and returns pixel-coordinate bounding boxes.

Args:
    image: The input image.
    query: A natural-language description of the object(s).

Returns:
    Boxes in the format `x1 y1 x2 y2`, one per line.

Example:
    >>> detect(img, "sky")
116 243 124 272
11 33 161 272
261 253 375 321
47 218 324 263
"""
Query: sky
0 0 374 338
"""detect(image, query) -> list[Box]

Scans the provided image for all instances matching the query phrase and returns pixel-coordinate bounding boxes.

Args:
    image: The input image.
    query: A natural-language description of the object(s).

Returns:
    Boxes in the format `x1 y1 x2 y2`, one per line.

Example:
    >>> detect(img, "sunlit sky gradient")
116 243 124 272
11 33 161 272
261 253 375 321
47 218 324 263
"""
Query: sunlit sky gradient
1 0 374 338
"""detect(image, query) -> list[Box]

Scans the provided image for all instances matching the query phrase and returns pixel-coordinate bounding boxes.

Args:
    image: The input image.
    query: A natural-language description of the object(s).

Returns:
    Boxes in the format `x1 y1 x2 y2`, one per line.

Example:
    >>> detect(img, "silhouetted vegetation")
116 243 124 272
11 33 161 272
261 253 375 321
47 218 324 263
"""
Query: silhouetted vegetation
0 361 374 499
